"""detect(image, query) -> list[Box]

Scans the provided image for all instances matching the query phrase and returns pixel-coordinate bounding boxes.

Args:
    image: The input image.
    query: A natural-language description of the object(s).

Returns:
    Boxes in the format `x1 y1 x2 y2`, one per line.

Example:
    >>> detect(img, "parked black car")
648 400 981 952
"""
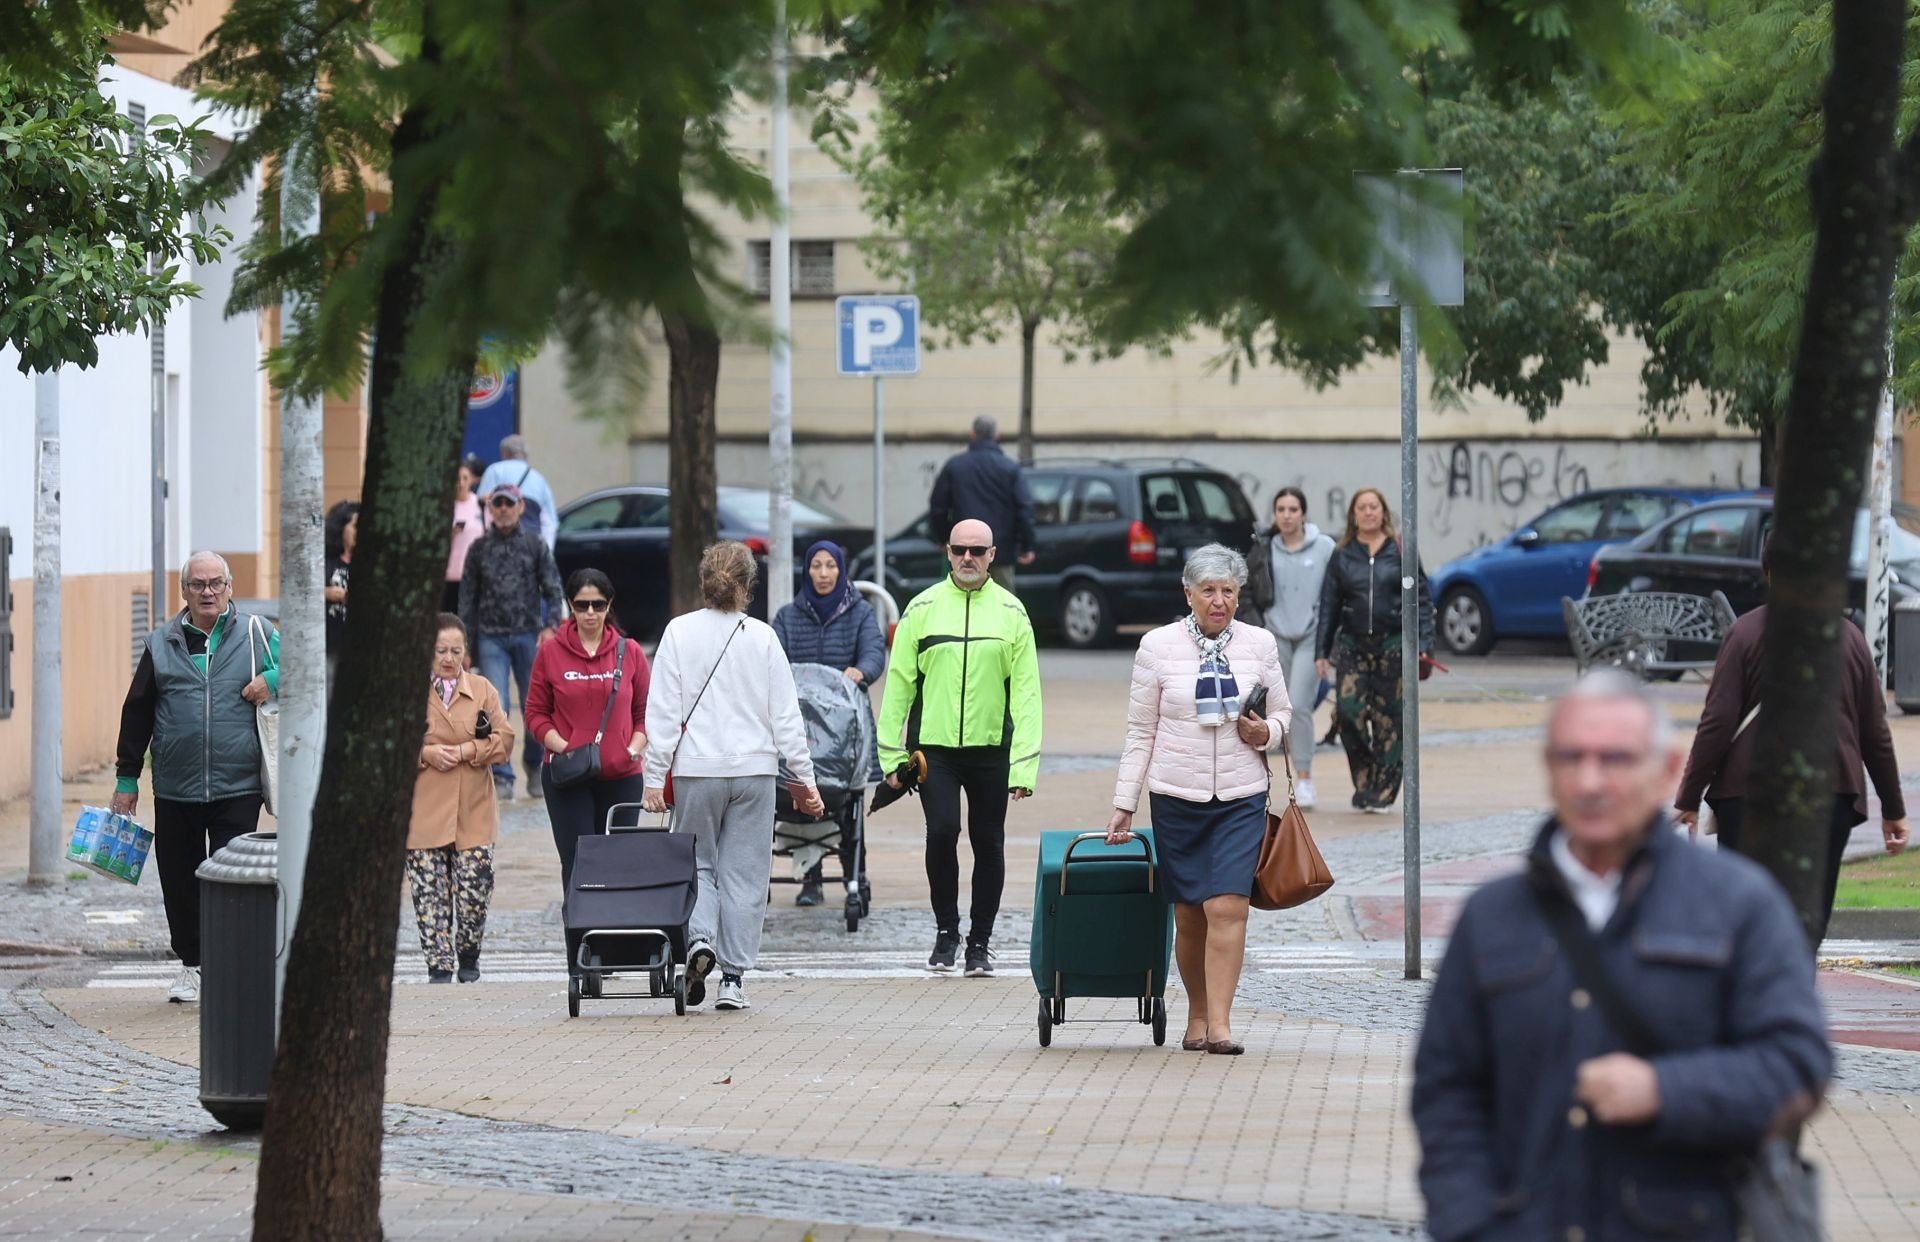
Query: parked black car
849 458 1257 648
1587 495 1920 670
554 485 873 639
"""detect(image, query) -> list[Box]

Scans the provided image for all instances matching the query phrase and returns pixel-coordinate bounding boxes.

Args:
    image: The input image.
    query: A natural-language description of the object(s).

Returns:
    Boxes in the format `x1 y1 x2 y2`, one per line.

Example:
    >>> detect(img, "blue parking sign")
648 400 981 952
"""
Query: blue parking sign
836 295 920 376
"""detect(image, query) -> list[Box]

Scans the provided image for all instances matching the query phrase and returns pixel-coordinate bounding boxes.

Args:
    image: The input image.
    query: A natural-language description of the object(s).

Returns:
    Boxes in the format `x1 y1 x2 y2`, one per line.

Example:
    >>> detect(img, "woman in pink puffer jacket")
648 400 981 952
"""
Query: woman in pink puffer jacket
1107 544 1292 1056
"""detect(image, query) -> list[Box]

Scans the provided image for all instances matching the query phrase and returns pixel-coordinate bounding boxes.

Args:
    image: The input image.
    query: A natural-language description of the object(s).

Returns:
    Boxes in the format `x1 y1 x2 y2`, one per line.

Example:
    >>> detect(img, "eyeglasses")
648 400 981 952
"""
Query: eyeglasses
184 578 229 594
1545 748 1647 772
570 598 610 613
948 544 991 559
489 496 519 509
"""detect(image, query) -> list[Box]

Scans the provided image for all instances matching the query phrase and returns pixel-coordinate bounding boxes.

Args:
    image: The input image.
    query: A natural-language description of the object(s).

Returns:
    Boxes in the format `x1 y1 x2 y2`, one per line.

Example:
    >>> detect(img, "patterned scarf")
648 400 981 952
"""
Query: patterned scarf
432 676 459 707
1183 614 1240 728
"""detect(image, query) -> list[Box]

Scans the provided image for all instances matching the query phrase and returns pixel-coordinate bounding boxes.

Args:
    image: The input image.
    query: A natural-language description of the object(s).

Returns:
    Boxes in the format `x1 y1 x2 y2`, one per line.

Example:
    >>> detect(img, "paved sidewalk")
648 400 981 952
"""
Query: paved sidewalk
7 651 1920 1238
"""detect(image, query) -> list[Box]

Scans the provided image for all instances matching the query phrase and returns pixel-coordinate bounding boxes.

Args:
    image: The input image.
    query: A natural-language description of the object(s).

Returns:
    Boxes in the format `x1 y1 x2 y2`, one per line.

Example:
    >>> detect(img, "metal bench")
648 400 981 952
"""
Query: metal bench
1561 591 1738 680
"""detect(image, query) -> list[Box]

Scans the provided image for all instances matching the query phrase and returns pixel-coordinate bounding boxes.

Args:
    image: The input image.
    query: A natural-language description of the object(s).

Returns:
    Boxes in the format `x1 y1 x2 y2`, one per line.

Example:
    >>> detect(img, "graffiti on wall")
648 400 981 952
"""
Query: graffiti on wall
624 437 1756 567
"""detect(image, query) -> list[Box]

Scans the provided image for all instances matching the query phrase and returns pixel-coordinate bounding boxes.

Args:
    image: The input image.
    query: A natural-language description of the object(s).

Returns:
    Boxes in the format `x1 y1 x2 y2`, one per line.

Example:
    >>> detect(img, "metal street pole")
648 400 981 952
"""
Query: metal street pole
29 372 63 885
873 376 886 584
1866 322 1896 684
766 0 795 616
151 315 167 624
1399 302 1422 981
275 151 326 1017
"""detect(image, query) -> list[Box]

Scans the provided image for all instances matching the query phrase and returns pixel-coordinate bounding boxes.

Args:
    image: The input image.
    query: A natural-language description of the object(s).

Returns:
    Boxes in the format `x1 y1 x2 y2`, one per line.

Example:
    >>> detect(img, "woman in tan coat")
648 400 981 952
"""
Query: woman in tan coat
410 613 513 982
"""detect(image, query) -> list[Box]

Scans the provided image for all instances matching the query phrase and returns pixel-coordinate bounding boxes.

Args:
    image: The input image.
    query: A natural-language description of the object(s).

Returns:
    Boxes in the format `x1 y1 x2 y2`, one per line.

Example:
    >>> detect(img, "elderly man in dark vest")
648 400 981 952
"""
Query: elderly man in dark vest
112 551 278 1004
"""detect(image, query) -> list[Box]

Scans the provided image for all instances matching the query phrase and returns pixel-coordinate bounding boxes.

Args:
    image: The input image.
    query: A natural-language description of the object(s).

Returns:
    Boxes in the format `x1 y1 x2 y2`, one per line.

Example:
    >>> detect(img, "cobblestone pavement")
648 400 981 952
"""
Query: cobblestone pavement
9 654 1920 1238
3 988 1418 1241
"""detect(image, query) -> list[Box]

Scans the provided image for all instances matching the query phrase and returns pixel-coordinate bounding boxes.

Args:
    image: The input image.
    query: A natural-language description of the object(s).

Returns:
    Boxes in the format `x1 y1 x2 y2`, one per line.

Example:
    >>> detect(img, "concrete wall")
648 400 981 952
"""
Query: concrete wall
618 435 1760 569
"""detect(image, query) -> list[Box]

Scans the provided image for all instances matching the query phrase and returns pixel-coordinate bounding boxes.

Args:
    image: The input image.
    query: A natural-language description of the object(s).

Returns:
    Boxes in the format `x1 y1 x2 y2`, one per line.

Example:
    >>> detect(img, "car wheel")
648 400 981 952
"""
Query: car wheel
1059 580 1116 649
1438 586 1496 657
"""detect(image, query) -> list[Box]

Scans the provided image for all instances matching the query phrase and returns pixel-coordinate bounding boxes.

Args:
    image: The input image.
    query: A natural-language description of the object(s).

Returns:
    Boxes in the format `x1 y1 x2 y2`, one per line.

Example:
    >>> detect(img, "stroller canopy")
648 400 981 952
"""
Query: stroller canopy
779 663 877 797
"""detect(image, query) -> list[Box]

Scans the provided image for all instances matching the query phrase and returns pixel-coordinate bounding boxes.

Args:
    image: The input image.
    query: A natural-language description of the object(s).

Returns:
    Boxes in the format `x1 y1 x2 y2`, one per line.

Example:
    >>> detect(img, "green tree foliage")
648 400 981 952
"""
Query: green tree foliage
839 104 1126 461
0 0 161 87
1421 77 1722 425
1611 0 1920 427
188 0 776 409
0 22 225 373
820 0 1670 381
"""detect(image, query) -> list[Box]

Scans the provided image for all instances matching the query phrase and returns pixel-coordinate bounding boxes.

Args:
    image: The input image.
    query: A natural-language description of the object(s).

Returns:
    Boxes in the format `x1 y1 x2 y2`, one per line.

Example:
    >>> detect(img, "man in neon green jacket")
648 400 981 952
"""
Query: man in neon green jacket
877 518 1043 976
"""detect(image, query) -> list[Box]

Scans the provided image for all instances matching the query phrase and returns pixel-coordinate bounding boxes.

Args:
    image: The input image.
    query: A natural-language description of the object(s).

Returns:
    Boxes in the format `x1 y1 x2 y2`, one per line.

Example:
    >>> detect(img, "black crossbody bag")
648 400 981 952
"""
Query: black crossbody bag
547 639 627 790
1530 881 1820 1242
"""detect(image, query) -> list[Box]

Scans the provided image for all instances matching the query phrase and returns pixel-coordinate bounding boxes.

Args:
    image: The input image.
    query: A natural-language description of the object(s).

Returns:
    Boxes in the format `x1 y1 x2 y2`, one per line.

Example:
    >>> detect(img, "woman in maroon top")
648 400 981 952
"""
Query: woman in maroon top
526 569 652 905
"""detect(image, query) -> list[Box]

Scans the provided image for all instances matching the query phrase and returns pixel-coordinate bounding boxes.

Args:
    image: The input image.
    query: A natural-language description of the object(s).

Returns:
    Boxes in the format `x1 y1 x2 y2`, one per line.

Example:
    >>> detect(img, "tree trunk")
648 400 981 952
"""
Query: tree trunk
1746 0 1910 947
252 76 475 1242
1757 417 1778 488
663 310 721 618
1018 316 1038 466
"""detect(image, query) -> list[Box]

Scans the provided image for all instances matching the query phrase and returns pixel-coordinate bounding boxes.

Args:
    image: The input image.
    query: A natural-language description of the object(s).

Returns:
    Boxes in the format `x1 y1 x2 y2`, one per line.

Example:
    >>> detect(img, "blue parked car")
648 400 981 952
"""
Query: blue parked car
1431 487 1741 655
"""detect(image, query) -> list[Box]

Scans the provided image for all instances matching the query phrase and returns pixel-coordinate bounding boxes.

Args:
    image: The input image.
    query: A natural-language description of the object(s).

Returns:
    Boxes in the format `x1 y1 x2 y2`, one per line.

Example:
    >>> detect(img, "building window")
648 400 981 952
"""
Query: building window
747 240 835 298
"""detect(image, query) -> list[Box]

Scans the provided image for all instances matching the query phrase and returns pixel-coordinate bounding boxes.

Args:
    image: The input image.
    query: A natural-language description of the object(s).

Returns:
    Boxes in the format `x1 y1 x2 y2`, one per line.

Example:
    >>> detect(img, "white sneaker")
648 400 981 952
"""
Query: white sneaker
713 978 749 1011
1363 804 1397 816
168 965 200 1004
1295 778 1317 810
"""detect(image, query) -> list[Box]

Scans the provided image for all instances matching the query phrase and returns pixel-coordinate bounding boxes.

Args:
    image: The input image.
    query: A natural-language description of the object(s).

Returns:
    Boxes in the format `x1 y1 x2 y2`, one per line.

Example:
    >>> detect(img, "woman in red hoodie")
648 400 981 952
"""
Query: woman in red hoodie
526 569 652 973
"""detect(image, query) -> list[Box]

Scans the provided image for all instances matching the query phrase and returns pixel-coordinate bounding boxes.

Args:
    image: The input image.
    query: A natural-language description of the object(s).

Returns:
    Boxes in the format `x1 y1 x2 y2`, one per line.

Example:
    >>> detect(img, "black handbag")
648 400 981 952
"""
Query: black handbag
1530 879 1820 1242
547 639 627 790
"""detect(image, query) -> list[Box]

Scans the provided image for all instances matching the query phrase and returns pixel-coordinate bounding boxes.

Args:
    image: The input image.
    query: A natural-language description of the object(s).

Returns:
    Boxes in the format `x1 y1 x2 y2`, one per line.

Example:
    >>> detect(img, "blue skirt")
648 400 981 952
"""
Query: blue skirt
1146 791 1267 905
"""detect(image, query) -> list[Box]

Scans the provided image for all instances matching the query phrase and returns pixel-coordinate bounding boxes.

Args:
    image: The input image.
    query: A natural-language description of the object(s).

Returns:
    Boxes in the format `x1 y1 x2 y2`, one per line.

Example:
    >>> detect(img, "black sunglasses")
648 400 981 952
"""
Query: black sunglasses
489 495 518 508
570 598 610 613
948 544 991 558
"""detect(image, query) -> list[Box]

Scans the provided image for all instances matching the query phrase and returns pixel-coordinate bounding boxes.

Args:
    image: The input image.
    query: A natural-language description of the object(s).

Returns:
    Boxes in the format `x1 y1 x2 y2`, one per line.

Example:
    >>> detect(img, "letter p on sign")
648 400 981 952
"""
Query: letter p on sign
836 295 920 376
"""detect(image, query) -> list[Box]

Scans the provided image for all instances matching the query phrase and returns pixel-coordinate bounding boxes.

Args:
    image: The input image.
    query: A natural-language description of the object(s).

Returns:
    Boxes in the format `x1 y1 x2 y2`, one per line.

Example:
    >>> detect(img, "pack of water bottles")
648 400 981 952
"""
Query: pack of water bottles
67 806 153 885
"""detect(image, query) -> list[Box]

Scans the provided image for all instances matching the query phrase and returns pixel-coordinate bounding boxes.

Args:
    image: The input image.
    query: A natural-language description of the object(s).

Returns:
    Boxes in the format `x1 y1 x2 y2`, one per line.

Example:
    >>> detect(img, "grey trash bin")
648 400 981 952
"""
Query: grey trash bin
1896 597 1920 715
197 831 279 1129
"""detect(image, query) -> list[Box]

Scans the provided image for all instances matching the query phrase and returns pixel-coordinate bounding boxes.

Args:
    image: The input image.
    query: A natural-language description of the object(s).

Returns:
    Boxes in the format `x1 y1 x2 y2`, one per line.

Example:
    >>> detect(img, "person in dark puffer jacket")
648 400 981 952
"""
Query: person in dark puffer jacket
771 539 886 905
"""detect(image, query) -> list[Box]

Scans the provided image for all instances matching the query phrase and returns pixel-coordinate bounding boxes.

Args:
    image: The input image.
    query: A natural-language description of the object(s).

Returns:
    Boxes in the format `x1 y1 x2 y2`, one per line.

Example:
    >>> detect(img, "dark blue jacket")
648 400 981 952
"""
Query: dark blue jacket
928 440 1036 557
1412 817 1830 1242
771 595 886 684
772 595 886 782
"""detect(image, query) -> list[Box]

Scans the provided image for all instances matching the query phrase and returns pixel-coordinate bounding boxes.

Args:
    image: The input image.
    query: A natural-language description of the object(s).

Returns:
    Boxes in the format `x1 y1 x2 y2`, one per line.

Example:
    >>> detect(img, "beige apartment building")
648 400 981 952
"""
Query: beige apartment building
521 94 1811 566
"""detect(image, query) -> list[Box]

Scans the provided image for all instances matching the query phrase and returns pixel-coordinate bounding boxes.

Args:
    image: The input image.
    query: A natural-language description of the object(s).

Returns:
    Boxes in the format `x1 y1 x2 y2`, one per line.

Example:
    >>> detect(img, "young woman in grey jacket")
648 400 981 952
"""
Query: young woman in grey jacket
1241 487 1335 807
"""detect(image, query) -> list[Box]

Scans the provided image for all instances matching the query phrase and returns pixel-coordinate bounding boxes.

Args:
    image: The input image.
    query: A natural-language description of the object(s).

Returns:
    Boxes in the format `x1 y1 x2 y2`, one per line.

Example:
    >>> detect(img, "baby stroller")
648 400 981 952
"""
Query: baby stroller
563 803 697 1018
774 663 876 933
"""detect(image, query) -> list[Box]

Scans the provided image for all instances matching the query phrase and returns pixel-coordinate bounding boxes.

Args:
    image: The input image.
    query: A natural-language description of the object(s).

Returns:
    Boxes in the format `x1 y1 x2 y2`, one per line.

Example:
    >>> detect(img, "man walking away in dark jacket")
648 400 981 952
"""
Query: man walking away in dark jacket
928 417 1036 589
1412 670 1830 1242
112 552 279 1005
461 483 566 801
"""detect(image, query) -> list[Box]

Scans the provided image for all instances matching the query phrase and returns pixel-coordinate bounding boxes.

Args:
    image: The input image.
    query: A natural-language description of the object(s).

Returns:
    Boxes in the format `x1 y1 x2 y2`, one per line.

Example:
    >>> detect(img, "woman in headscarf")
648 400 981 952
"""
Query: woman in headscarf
770 539 886 906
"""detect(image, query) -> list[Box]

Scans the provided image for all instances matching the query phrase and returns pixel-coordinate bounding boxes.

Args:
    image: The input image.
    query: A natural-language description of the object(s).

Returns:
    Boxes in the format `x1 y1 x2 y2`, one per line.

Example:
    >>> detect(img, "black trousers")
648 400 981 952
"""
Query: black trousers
543 772 650 975
153 793 263 967
1709 793 1860 943
920 745 1010 943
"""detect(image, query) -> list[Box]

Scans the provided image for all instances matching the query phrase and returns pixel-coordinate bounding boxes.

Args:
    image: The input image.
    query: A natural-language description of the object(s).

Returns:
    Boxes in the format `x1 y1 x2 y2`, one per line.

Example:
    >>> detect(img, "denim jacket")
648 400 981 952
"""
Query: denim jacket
1412 817 1831 1242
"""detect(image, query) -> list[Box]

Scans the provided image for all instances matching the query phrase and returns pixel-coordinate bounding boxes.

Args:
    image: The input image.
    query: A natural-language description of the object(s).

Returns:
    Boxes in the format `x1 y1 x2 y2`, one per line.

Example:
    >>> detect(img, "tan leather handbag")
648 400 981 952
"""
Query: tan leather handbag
1251 749 1334 911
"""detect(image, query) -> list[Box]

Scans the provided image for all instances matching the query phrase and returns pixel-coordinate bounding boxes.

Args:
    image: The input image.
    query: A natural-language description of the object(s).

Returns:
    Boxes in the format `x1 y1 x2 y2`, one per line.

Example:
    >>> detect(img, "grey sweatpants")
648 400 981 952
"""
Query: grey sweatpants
1271 631 1320 773
670 775 775 976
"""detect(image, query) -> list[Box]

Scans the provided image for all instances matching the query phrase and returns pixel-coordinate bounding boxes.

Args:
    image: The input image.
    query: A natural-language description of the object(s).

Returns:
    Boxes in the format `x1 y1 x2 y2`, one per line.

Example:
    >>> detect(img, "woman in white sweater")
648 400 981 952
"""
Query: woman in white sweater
644 542 822 1012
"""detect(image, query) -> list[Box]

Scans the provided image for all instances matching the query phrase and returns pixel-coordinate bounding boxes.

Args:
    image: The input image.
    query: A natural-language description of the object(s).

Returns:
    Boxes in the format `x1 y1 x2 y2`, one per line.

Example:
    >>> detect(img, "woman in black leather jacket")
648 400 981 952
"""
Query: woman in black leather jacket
1314 488 1435 812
